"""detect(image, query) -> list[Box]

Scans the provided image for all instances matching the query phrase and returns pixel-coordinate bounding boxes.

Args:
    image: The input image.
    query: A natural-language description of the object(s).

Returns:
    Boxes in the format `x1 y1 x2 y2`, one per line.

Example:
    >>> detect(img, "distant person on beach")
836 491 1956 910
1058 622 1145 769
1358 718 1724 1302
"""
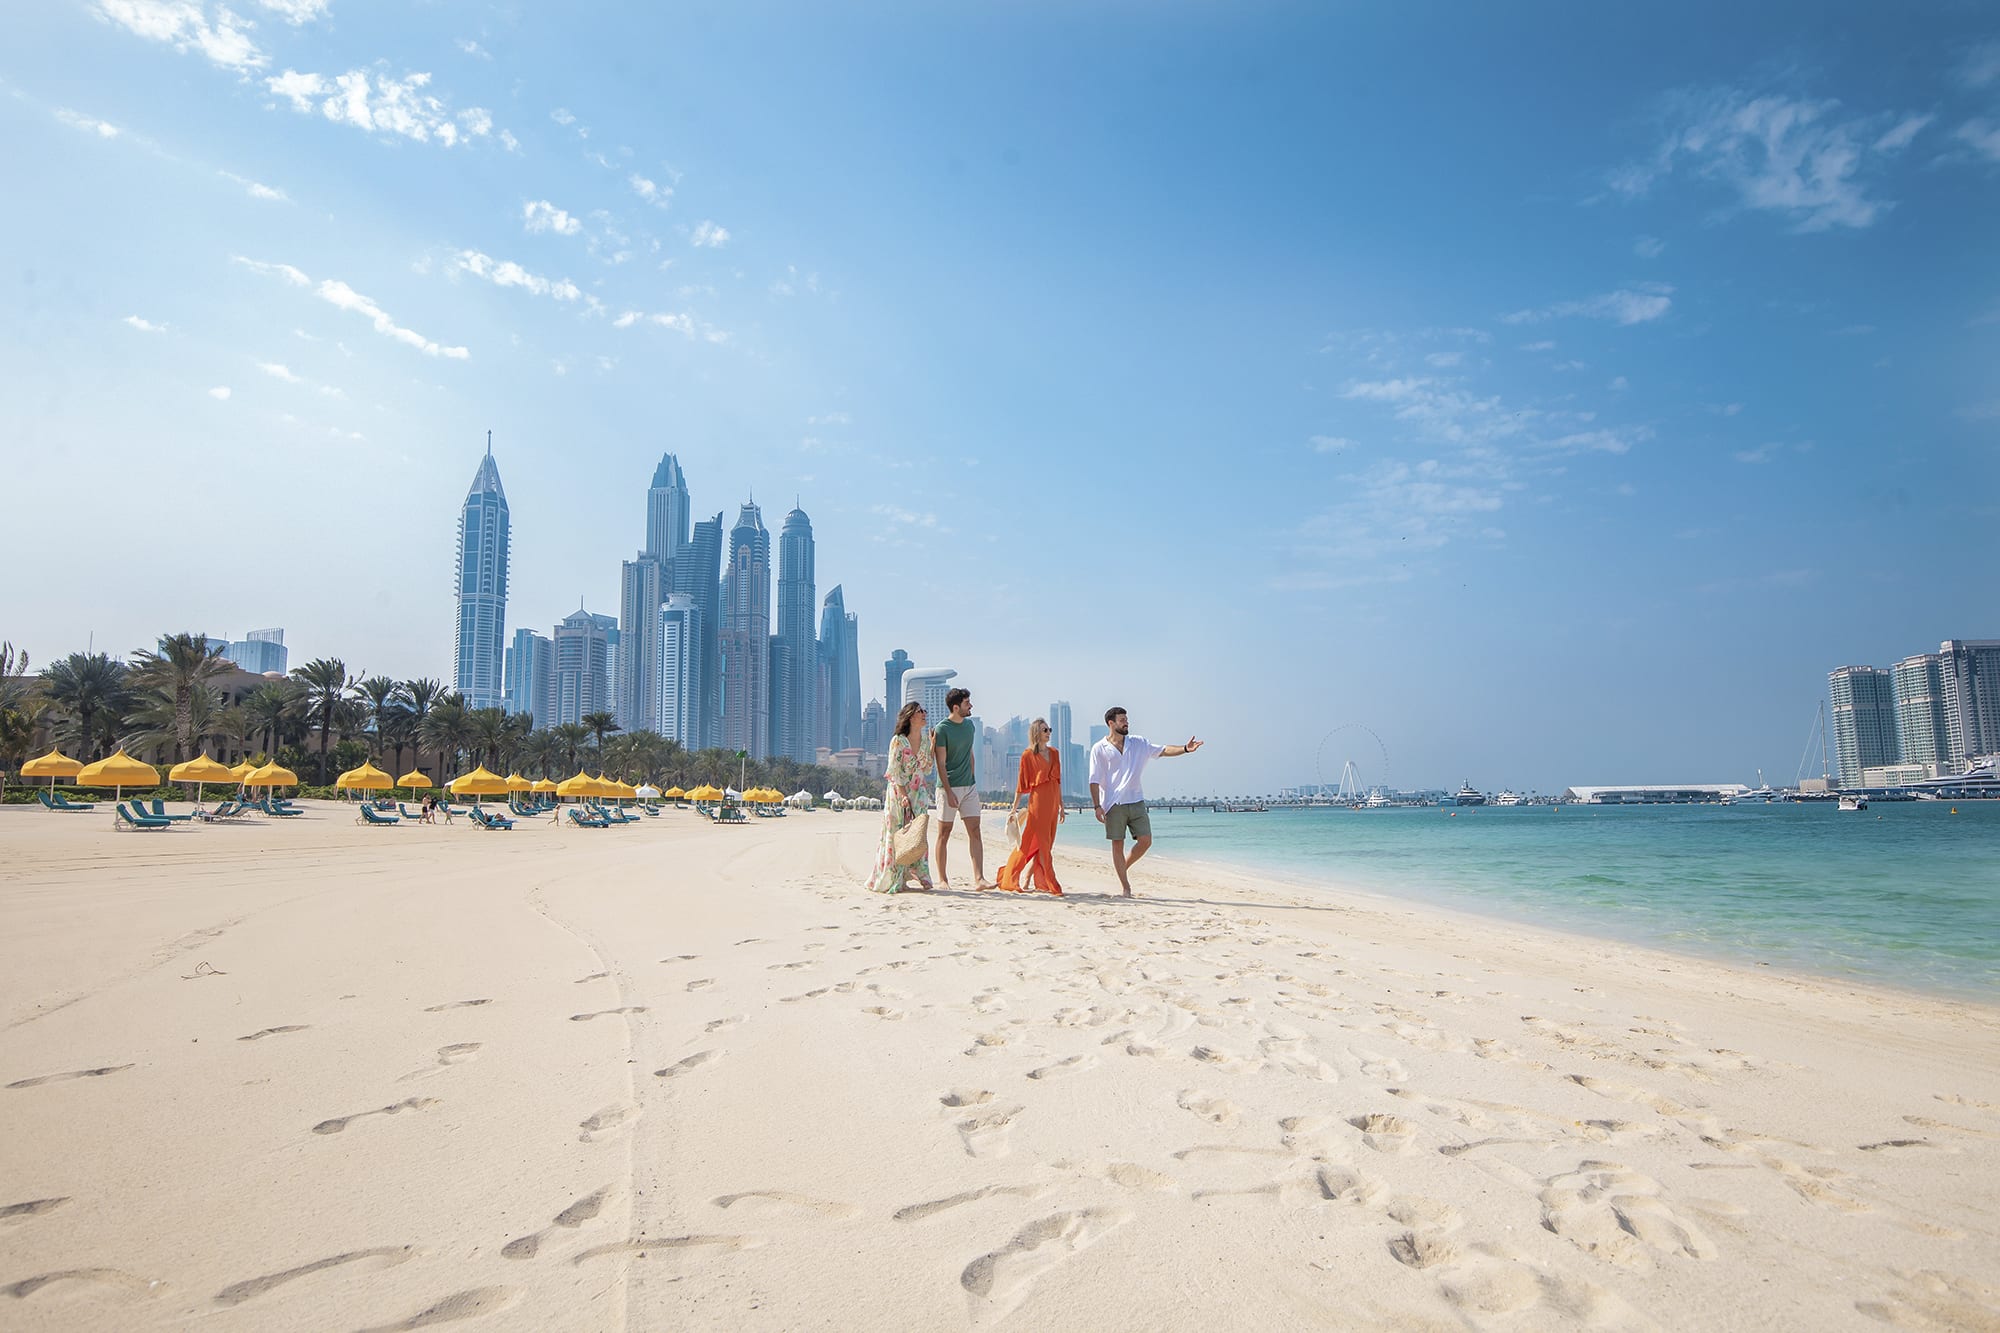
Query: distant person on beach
869 700 937 894
1089 706 1203 897
932 687 992 890
997 718 1065 896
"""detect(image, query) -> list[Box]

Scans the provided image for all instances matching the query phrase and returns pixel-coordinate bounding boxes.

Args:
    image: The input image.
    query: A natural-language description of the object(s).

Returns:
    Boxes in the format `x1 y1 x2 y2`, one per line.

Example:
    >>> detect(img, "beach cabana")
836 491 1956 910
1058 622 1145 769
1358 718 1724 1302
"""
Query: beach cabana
169 753 236 804
448 765 510 804
22 748 84 795
787 789 814 810
77 749 161 801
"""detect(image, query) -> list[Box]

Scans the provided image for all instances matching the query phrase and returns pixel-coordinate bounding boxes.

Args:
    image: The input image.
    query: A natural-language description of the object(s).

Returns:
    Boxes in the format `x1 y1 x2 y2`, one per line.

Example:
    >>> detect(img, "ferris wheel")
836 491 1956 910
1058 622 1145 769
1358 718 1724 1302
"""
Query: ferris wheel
1315 724 1391 796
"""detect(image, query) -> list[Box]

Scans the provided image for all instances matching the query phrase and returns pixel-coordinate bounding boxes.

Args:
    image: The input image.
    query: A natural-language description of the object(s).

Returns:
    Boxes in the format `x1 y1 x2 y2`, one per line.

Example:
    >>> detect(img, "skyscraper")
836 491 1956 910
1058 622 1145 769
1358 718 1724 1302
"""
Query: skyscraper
617 554 666 733
503 628 552 727
885 650 912 726
899 666 958 720
1049 700 1076 796
453 444 510 710
646 453 690 561
1893 652 1948 768
550 606 614 727
674 512 724 750
1940 639 2000 768
773 506 818 762
860 699 885 755
720 502 771 757
657 593 702 748
819 586 862 752
1828 666 1897 788
224 628 287 675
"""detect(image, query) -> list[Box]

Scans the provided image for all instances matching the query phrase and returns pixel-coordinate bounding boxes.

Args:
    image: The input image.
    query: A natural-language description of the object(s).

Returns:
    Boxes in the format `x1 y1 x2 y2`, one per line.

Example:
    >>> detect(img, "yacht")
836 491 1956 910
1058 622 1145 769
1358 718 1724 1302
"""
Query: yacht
1451 783 1486 806
1494 790 1525 806
1363 790 1393 809
1838 794 1868 812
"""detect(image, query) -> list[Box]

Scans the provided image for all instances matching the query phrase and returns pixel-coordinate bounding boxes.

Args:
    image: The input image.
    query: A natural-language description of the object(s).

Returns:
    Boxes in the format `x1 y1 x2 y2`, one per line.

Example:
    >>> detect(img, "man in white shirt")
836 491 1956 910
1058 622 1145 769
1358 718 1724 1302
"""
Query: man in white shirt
1088 705 1203 897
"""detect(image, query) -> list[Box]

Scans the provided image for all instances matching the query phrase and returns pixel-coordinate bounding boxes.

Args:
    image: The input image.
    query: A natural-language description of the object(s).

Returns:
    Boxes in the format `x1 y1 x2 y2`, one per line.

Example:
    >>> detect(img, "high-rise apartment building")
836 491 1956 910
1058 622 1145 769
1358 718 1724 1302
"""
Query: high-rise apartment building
720 502 771 757
647 454 690 562
1048 700 1075 795
899 667 958 721
885 650 912 726
550 606 614 727
453 446 510 710
224 628 287 675
819 586 861 752
773 506 818 762
503 628 553 726
1828 665 1898 788
656 594 703 748
1940 639 2000 768
1892 652 1949 768
617 555 666 732
674 512 724 750
860 699 885 754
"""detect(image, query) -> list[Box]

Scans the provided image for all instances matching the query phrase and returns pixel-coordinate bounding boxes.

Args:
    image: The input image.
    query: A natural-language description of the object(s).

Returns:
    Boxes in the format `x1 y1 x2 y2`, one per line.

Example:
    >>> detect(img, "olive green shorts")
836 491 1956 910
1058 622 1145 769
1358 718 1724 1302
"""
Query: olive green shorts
1104 802 1151 842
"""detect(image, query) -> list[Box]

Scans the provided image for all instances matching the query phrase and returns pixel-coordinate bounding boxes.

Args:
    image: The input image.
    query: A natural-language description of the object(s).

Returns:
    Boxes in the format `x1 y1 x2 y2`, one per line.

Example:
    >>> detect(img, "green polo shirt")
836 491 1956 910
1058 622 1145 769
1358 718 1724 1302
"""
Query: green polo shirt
933 717 977 789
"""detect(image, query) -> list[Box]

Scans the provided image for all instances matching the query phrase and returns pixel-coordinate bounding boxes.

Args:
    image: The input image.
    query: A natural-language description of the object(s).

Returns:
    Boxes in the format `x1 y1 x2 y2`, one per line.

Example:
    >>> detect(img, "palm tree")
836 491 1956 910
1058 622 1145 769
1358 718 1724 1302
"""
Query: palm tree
518 729 560 779
552 722 590 773
581 710 620 758
128 633 234 763
419 696 471 780
245 681 302 760
291 658 359 785
41 652 129 761
357 676 409 763
379 708 416 775
468 707 512 769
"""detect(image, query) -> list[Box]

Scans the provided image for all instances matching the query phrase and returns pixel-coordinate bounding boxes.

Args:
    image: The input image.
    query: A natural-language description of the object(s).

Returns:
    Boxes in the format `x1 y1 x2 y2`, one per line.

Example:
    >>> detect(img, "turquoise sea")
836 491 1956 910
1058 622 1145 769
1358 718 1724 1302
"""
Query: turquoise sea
1141 802 2000 1001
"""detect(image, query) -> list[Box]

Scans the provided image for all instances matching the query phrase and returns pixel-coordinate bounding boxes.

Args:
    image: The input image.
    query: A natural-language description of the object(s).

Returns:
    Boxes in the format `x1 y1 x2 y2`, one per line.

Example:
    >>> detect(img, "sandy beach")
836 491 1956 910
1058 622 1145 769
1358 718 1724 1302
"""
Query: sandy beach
3 801 1998 1331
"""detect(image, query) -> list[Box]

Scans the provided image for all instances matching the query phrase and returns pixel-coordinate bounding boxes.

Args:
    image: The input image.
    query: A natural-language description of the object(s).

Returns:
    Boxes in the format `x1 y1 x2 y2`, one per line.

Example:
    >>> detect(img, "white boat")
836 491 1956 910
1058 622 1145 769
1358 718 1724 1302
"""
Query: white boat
1363 791 1393 809
1494 790 1525 806
1838 794 1868 812
1451 783 1486 806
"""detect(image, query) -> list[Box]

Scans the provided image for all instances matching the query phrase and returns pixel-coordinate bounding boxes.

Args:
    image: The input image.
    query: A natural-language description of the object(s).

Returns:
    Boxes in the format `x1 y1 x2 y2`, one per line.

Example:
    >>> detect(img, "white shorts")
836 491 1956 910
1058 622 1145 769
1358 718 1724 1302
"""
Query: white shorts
937 786 982 823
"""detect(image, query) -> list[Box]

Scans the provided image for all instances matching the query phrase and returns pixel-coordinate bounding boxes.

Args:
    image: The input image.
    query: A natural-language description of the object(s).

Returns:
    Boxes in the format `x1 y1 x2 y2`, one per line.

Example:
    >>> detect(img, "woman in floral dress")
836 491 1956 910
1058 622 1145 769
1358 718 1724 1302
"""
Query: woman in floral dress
869 700 937 893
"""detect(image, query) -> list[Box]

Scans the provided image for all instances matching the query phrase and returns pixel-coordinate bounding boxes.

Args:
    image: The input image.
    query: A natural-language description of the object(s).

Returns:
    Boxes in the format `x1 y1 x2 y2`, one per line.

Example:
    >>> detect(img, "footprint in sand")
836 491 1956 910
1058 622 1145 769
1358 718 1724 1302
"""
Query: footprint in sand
570 1007 648 1022
1065 1161 1178 1192
504 1187 619 1258
398 1043 484 1082
1539 1162 1717 1269
896 1183 1053 1222
660 954 700 963
704 1016 745 1035
1027 1054 1097 1080
238 1025 310 1042
1189 1044 1260 1073
1348 1113 1417 1154
570 1235 764 1264
712 1191 861 1220
957 1106 1023 1158
1436 1242 1649 1326
1756 1154 1871 1214
0 1197 70 1224
960 1209 1132 1321
6 1268 163 1303
353 1286 522 1332
655 1050 722 1080
1565 1074 1691 1117
574 972 609 984
1176 1091 1241 1127
1856 1267 2000 1330
216 1246 422 1304
1387 1231 1462 1270
578 1104 641 1144
1348 1048 1409 1082
685 979 716 993
6 1064 135 1090
312 1097 439 1136
940 1088 994 1109
422 999 491 1012
861 1006 906 1020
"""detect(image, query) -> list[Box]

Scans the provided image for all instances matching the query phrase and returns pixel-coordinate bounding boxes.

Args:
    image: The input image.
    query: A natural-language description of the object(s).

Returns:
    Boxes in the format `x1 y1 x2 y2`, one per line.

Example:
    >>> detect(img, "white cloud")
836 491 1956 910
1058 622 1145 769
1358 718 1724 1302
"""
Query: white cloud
1519 340 1556 352
807 411 850 426
208 385 232 400
1633 234 1665 258
1424 351 1462 368
500 130 518 152
550 107 576 126
1957 119 2000 163
1734 442 1782 463
123 314 165 332
1341 377 1432 402
690 220 730 248
219 169 288 201
54 107 120 137
93 0 264 69
872 504 940 529
449 250 584 304
456 38 489 59
1610 89 1929 232
237 255 468 357
257 361 300 382
256 0 330 23
1608 375 1629 391
1957 41 2000 90
1310 435 1355 453
629 173 670 207
1503 285 1673 326
266 68 496 148
522 199 581 236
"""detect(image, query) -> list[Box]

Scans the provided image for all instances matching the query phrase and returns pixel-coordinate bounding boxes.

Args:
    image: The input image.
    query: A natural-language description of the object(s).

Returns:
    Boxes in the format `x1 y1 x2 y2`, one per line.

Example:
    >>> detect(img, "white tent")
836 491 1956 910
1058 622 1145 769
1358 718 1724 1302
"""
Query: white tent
822 789 844 800
787 789 815 809
636 784 661 799
724 786 742 800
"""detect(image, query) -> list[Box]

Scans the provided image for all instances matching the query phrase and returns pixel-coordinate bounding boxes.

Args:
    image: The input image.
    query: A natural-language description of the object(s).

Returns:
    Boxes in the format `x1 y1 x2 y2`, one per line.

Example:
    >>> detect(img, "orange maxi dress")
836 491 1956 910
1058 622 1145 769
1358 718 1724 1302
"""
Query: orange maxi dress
997 749 1063 895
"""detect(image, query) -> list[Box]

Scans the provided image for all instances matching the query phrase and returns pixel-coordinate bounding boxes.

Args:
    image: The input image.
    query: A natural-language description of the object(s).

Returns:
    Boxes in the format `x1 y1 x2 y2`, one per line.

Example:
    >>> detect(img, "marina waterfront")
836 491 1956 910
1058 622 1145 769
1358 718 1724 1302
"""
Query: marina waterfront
1147 801 2000 1000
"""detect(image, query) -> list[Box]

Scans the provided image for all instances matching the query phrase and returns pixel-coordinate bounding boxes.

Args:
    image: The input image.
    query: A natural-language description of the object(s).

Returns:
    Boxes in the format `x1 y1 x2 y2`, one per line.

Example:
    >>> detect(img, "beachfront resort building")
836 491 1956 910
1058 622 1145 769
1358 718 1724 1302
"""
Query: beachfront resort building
453 447 510 711
656 594 703 749
884 650 912 725
819 586 862 754
223 628 287 675
549 606 616 728
720 502 772 758
899 667 958 721
503 628 553 727
1940 639 2000 768
1828 665 1898 789
1893 652 1950 768
773 506 818 764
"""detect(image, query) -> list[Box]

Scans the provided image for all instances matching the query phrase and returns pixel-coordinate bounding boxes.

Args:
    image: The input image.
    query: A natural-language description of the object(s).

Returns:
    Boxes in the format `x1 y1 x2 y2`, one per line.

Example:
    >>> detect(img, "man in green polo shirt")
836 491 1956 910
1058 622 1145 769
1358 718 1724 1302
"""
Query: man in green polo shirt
932 686 991 889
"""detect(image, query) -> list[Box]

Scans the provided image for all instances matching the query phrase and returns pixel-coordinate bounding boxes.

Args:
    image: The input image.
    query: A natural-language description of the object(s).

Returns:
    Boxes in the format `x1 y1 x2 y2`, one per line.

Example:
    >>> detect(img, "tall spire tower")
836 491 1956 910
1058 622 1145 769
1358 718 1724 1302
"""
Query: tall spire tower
453 439 510 710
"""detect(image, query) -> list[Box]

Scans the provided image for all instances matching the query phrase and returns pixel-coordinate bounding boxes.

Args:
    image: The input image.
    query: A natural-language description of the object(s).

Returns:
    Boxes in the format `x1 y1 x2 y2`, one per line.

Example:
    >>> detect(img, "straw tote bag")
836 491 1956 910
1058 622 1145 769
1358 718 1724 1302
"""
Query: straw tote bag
892 812 931 867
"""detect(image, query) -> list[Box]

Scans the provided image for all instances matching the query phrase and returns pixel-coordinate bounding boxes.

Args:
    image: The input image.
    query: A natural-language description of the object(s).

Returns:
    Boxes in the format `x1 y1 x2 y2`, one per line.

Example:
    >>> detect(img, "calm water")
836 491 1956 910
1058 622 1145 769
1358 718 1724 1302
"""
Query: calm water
1137 802 2000 1000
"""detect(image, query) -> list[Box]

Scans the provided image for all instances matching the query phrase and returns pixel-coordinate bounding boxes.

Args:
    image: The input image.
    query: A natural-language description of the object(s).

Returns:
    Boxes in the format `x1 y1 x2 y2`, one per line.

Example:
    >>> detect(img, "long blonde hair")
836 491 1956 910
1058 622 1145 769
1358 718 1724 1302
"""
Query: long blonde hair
1029 718 1050 754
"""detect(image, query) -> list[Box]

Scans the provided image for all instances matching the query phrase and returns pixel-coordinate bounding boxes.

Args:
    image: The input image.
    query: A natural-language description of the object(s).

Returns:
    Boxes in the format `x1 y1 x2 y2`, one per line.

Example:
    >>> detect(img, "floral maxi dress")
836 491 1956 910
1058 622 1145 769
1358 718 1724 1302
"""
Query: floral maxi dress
869 731 935 894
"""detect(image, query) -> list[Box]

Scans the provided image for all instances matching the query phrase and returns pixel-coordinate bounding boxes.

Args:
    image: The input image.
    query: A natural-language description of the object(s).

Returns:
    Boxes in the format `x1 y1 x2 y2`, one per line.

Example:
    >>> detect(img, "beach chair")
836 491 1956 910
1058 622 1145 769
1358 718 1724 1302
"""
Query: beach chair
265 799 304 817
639 804 660 816
567 807 609 829
115 801 173 831
148 800 194 823
38 789 96 812
357 803 401 825
399 803 430 821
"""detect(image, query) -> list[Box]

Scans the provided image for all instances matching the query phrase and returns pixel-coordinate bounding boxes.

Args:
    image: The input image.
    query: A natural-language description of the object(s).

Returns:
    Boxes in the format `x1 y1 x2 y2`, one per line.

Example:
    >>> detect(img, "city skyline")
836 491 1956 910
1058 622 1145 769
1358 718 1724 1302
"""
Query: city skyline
6 4 1996 794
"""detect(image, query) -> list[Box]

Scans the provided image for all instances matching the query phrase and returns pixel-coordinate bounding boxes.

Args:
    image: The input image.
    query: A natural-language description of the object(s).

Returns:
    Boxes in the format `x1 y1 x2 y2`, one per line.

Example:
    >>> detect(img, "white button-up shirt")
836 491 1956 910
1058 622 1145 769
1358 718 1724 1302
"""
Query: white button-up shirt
1089 734 1163 809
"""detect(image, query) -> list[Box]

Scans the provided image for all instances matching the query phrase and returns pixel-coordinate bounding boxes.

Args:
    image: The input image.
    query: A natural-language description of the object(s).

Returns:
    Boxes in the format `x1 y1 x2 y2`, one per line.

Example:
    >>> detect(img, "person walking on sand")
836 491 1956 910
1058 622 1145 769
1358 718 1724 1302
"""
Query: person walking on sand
1089 706 1203 897
869 701 937 894
997 718 1065 896
932 687 992 890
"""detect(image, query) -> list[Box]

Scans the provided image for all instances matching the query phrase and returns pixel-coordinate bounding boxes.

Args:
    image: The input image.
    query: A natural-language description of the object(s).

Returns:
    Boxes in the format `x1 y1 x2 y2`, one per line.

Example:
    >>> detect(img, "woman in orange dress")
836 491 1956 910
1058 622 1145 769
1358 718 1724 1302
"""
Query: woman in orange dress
997 718 1065 895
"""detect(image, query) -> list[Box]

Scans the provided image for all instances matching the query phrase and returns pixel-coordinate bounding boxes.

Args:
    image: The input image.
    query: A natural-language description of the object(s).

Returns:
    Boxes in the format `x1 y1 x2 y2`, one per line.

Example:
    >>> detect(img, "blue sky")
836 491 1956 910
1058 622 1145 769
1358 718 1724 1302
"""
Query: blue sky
4 1 1996 794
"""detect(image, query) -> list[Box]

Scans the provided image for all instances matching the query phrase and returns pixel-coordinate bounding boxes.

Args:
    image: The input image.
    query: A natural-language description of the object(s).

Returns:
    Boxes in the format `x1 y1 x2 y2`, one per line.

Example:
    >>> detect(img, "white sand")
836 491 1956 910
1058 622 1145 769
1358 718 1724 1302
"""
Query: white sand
3 800 1998 1331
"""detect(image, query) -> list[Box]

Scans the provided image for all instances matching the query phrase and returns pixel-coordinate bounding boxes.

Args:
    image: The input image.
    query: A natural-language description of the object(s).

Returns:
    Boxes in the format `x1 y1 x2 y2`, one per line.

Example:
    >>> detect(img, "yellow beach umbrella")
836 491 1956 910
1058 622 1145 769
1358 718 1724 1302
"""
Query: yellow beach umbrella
505 771 531 792
337 760 395 792
531 777 559 794
555 769 598 799
229 758 259 781
77 749 161 800
448 765 510 801
397 769 433 792
169 753 235 804
244 760 299 789
663 786 685 799
21 747 83 793
588 772 615 798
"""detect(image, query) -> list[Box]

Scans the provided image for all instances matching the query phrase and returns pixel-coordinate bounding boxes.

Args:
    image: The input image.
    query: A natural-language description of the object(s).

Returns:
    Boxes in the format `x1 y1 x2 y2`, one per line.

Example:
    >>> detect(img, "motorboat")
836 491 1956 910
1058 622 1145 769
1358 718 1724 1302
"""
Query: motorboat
1837 794 1868 812
1451 783 1486 806
1494 790 1525 806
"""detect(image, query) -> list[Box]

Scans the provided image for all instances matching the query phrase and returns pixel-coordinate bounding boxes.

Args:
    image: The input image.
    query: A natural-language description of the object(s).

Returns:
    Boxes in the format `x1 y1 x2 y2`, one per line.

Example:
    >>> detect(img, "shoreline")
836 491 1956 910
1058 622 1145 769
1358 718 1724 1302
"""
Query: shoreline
4 802 1998 1329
